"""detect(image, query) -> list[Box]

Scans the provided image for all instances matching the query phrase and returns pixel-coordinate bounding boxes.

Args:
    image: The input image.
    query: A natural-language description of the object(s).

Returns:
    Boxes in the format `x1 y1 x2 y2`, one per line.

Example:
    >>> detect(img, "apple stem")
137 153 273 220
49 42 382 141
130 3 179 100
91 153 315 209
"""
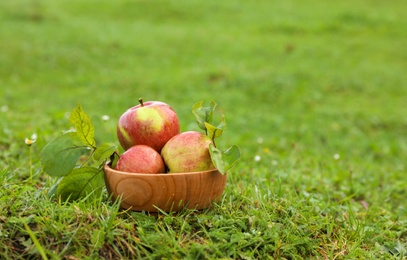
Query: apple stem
139 98 144 107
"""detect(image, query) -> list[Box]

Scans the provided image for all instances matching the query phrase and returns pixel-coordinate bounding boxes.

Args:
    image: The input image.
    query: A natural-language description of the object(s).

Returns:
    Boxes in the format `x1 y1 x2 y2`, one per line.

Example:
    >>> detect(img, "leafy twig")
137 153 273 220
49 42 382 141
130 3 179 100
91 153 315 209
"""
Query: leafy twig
41 104 117 201
192 101 241 175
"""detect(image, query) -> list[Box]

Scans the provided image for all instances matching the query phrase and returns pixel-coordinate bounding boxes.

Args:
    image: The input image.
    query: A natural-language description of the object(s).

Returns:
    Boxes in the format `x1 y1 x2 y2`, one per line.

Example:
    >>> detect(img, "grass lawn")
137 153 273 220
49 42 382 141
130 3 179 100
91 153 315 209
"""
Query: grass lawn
1 0 407 258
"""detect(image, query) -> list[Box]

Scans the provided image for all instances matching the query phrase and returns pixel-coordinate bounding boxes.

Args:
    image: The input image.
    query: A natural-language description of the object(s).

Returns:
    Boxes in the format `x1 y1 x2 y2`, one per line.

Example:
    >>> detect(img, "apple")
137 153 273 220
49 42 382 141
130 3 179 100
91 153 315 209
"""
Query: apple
117 98 180 152
161 131 216 173
114 145 165 174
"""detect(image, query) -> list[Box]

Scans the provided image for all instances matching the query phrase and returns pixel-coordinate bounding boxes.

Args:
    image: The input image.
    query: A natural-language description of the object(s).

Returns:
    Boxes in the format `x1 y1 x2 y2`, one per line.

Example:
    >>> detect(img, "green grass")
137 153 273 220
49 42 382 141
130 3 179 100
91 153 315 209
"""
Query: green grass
1 0 407 258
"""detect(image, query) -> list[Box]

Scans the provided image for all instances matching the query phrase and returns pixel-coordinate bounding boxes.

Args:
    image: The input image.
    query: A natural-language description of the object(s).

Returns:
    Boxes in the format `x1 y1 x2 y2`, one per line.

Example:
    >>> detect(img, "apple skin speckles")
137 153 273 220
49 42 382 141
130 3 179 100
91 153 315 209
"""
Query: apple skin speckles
116 100 180 152
161 131 215 173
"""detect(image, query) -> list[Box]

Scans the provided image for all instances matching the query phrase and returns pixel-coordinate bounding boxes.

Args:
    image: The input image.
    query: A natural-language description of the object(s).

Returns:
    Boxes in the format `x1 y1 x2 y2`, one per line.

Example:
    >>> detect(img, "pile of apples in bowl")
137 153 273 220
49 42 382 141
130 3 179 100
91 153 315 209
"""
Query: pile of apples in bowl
104 98 240 212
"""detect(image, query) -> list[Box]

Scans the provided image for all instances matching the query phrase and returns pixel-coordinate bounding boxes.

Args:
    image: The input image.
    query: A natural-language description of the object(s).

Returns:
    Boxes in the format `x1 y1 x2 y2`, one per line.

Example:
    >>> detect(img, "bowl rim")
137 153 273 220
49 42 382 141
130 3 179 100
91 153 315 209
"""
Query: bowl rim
104 163 220 177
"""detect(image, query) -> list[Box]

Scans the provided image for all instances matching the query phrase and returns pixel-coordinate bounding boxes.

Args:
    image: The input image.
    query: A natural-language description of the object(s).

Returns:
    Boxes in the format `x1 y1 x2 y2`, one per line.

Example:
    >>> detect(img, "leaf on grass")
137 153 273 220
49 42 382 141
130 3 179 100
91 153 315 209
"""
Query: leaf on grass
41 132 89 177
192 100 217 131
209 144 241 175
93 143 117 164
56 167 104 201
69 104 96 148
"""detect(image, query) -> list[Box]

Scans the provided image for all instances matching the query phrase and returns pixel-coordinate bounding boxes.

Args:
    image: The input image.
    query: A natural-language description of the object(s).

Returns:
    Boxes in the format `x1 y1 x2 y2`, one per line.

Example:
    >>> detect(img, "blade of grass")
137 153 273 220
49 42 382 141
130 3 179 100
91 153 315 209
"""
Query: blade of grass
23 222 48 260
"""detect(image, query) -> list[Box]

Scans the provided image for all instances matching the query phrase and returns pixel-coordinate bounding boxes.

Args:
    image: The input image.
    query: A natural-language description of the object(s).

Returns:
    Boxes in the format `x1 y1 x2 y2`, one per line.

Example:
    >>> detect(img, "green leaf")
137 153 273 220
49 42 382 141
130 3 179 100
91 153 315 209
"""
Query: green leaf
41 132 89 177
209 144 241 175
204 115 226 140
56 167 104 201
204 122 223 140
192 101 206 130
192 100 217 131
69 104 96 148
93 143 117 164
217 114 227 130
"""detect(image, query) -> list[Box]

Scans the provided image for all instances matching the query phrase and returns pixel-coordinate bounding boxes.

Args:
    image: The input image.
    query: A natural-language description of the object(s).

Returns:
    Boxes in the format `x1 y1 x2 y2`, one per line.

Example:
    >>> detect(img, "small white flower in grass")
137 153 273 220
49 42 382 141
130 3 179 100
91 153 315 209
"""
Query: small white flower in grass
333 153 340 160
102 115 110 121
25 138 36 146
1 105 9 113
257 137 264 144
25 133 37 181
25 133 37 146
254 155 261 162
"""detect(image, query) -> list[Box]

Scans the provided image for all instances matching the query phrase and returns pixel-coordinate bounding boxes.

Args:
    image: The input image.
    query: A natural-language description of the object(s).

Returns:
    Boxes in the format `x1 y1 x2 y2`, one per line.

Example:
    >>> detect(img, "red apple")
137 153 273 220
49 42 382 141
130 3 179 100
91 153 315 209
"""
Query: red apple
117 98 180 152
114 145 165 174
161 131 216 173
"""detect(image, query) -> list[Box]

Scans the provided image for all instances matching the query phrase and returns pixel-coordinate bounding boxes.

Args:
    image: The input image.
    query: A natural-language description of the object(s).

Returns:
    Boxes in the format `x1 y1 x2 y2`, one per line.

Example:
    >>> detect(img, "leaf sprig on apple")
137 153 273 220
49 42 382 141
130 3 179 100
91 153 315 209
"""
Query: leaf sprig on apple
40 98 241 201
191 101 241 175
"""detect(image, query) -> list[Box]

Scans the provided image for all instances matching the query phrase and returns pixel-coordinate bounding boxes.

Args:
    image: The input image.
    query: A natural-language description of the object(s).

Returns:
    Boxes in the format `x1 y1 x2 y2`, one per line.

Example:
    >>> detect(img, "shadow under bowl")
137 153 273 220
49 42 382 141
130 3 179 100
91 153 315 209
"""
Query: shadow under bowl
104 164 227 212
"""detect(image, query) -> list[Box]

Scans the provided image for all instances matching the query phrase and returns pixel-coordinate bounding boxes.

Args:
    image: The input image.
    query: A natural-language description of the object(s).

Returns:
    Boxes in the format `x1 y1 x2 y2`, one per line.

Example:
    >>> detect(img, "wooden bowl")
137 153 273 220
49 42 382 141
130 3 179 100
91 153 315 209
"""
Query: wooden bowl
103 164 227 212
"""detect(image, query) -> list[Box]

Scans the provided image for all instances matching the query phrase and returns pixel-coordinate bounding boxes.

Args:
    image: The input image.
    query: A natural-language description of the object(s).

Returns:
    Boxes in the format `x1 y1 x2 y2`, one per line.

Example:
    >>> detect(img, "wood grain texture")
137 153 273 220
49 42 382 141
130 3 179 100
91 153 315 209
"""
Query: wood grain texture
104 164 227 212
